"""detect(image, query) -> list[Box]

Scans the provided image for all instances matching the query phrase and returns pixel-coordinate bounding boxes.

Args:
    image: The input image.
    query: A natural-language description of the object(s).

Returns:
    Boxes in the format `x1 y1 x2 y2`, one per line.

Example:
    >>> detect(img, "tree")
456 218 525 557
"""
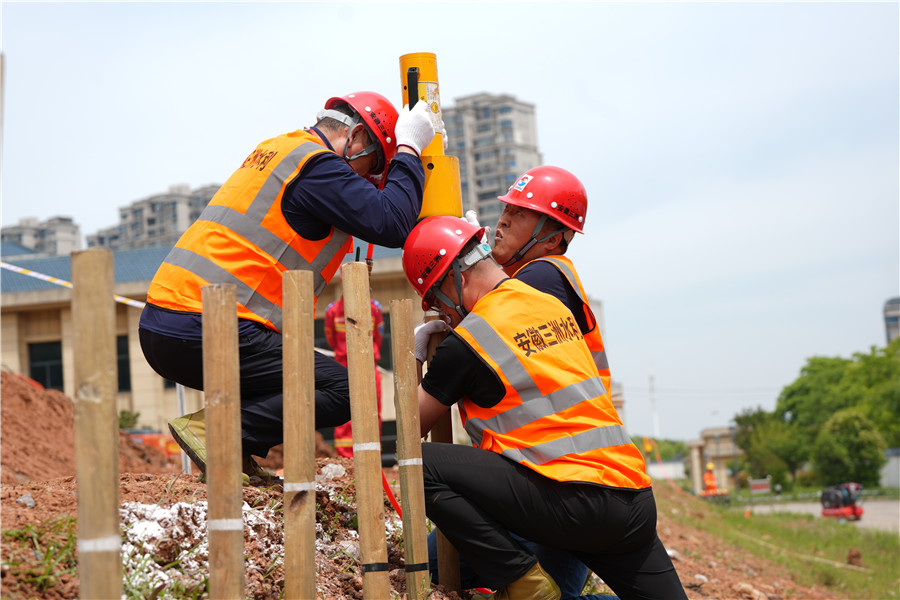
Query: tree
735 341 898 486
841 338 900 447
761 417 807 487
811 409 887 487
734 408 801 487
775 356 852 450
775 338 900 449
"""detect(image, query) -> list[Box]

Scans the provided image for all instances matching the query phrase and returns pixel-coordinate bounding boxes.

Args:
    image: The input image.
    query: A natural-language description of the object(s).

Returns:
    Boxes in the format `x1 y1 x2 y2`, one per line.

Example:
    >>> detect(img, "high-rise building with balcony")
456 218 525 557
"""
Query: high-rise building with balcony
1 216 81 256
87 184 219 250
443 93 542 225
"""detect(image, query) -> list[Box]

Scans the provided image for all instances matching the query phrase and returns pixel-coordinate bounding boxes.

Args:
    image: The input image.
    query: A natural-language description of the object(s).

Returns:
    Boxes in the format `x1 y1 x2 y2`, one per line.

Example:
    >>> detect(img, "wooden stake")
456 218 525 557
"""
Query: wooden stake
424 312 461 591
71 248 121 600
390 299 429 599
343 262 390 600
282 270 317 599
202 284 244 599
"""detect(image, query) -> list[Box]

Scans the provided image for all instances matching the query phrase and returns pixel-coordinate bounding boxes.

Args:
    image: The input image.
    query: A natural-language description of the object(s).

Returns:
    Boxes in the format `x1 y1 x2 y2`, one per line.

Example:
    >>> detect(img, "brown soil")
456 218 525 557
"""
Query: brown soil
0 370 851 599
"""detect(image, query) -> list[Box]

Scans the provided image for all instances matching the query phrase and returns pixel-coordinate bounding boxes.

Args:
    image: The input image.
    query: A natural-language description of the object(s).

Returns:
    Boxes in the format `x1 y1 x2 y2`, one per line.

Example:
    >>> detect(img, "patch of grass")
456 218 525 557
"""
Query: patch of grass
656 485 900 599
1 516 78 592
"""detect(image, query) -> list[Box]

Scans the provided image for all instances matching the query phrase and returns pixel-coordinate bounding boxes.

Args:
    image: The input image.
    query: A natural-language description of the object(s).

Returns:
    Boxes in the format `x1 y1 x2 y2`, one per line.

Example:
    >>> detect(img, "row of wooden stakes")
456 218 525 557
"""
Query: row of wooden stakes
70 249 459 600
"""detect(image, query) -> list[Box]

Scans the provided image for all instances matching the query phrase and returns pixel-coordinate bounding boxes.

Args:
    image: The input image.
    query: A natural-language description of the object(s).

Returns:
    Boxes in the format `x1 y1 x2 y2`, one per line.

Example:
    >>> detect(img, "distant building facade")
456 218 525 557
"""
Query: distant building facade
0 243 417 434
885 297 900 344
86 184 219 250
1 216 81 256
443 93 543 225
688 427 742 495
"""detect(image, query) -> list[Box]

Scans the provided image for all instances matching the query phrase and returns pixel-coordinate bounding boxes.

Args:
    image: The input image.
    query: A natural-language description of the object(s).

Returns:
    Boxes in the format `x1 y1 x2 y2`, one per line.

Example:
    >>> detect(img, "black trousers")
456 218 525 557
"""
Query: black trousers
422 442 687 600
139 324 351 457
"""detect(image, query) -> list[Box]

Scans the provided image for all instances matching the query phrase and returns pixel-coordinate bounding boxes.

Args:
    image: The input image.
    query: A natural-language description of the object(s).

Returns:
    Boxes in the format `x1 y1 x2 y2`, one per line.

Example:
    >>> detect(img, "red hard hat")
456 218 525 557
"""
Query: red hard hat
325 92 399 178
403 216 485 311
498 166 587 233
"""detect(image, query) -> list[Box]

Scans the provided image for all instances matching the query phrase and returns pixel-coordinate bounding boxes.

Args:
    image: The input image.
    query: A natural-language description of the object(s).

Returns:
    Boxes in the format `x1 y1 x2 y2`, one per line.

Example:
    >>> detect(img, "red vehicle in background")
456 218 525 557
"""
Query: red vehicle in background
821 482 864 520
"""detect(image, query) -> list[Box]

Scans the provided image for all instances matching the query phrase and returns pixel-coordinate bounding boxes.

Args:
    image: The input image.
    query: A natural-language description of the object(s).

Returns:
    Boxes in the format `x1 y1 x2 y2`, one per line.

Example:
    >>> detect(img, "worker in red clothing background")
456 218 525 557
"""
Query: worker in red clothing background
324 264 385 457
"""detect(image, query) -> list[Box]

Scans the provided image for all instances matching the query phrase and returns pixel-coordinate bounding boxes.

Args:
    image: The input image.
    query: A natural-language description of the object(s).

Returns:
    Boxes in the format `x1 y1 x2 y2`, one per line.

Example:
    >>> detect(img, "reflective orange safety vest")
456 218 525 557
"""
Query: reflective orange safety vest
146 130 353 332
517 255 610 393
454 278 650 489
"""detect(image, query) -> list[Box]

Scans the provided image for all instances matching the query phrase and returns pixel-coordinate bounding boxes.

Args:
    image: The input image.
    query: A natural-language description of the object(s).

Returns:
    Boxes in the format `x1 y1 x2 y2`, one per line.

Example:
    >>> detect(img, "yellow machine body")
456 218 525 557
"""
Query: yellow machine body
399 52 462 219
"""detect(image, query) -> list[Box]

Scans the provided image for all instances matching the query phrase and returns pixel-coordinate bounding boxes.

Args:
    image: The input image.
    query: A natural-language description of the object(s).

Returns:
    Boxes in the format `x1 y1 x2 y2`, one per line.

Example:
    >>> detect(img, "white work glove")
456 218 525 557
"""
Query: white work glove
395 101 435 156
465 210 491 245
414 318 450 363
440 117 449 153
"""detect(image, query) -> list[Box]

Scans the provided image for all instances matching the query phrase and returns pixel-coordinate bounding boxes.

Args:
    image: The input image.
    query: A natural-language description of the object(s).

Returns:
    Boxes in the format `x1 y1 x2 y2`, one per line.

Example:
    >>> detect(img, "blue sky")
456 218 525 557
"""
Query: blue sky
2 2 897 442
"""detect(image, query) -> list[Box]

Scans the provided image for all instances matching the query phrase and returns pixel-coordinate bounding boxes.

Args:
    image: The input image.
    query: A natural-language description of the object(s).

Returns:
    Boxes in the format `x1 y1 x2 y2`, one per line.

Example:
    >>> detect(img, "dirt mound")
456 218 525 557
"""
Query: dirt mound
0 370 849 599
255 433 337 473
0 371 175 485
1 462 468 600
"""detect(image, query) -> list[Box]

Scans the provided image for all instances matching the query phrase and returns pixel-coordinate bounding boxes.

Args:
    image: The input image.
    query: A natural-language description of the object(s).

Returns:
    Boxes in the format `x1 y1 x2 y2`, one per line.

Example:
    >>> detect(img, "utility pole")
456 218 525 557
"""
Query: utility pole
649 374 660 439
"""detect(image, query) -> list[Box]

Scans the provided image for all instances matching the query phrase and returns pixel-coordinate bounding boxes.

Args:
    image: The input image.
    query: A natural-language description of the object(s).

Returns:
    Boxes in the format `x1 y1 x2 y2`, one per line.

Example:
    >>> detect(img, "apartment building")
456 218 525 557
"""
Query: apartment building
1 216 81 256
87 184 220 250
443 93 543 225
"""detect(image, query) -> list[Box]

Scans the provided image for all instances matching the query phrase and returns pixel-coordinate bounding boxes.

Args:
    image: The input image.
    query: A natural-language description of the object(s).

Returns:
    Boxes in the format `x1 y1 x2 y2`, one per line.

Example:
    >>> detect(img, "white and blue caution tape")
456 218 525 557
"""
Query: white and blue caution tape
1 261 146 309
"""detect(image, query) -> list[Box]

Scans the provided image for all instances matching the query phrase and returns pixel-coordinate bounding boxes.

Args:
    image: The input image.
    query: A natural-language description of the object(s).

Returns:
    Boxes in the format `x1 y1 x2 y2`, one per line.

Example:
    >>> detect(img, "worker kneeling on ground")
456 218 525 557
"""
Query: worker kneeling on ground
404 216 687 600
139 91 435 484
428 166 611 596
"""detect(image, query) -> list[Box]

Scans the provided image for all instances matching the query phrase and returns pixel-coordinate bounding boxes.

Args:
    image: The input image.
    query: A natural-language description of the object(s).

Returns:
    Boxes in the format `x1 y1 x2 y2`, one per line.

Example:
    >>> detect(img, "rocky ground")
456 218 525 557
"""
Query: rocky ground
0 370 852 599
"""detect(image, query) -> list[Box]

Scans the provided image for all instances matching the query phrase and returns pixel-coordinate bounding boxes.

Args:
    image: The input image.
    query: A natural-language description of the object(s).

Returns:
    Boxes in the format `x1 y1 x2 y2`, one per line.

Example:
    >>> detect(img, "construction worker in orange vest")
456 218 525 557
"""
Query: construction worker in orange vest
324 264 384 457
704 462 718 493
139 92 434 484
487 165 609 392
404 216 687 600
435 166 608 597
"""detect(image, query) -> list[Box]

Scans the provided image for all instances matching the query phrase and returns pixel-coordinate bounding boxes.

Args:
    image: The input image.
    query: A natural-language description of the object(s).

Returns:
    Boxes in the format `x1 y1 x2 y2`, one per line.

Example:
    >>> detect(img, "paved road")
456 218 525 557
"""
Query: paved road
747 498 899 533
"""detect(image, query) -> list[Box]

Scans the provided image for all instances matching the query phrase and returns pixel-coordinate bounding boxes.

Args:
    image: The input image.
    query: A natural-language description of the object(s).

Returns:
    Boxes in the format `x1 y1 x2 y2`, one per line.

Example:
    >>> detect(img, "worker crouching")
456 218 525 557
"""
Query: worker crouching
403 216 688 600
139 91 435 484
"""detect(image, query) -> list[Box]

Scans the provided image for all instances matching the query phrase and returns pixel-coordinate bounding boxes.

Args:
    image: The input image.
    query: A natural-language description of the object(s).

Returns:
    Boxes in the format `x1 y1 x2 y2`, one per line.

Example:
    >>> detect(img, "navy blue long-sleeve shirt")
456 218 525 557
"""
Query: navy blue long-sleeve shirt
283 127 423 246
140 129 425 340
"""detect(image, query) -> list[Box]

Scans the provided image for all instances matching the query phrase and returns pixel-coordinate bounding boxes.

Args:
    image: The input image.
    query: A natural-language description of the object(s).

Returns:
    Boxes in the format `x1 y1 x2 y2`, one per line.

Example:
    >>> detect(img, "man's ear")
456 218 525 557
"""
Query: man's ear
543 231 565 253
354 123 372 142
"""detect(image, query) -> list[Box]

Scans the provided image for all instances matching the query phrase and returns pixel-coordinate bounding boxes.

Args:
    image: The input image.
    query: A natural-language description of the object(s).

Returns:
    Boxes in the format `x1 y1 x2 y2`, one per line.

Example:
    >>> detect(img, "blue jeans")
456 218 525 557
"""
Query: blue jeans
426 529 619 600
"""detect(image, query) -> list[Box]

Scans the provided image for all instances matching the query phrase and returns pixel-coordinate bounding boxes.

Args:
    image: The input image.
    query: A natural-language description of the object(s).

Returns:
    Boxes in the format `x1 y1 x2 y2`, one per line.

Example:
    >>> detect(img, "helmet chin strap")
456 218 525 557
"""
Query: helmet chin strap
432 261 467 320
501 215 568 268
430 242 492 320
318 108 378 165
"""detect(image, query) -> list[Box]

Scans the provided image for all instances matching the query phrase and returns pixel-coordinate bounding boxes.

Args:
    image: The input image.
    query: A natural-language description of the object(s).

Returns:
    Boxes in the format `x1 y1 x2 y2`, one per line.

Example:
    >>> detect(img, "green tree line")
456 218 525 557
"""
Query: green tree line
734 338 899 488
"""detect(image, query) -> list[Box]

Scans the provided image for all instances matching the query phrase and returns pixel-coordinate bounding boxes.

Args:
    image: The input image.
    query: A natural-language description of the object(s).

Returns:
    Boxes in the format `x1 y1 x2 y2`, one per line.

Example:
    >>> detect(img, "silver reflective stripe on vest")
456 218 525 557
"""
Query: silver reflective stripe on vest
593 350 609 370
164 247 281 325
162 140 350 330
467 375 607 444
539 256 608 372
459 312 620 461
500 423 632 465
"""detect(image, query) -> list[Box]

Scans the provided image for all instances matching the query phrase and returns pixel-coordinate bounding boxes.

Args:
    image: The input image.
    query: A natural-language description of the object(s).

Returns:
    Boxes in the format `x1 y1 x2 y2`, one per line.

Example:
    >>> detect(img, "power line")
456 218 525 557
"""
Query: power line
624 387 780 395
